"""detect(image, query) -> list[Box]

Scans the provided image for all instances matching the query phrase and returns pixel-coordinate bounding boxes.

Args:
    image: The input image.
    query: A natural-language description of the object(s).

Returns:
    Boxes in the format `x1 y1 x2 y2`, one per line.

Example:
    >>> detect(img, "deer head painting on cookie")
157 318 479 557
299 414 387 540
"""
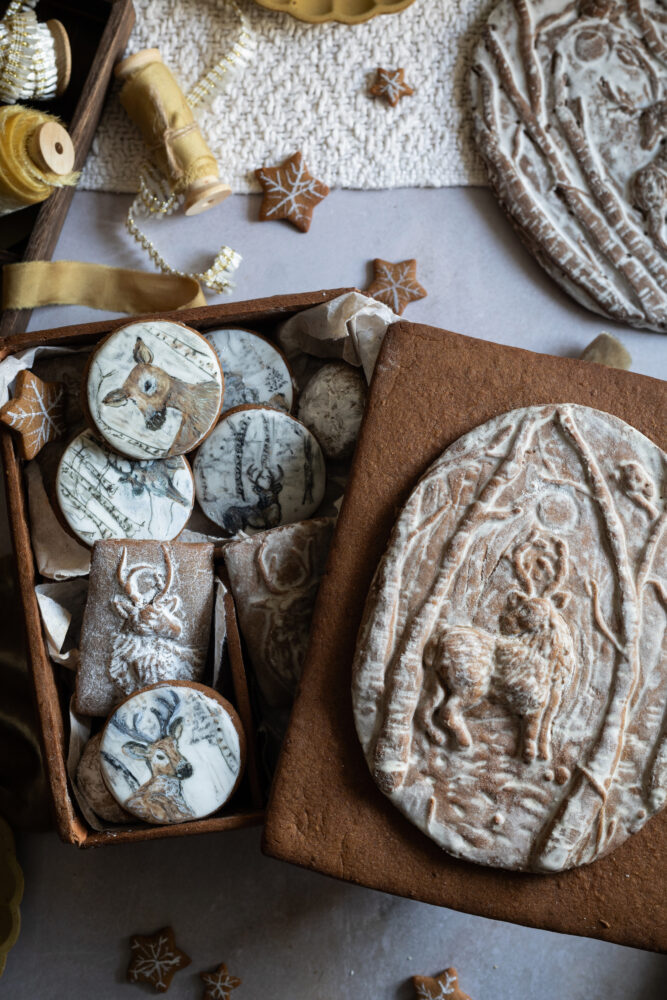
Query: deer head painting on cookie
86 320 224 460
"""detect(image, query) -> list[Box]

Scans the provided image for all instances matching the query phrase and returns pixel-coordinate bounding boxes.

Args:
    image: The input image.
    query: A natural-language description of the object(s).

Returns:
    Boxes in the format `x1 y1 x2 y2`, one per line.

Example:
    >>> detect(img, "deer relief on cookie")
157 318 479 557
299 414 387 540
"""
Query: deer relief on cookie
470 0 667 331
352 404 666 872
109 546 200 694
87 320 223 459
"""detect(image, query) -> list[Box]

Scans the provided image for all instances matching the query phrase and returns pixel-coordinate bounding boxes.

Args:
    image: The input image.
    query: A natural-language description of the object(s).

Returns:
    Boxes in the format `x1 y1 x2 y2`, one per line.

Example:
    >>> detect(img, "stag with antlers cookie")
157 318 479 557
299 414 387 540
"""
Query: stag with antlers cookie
193 405 326 536
85 319 224 459
353 404 666 873
100 682 245 825
56 430 195 547
77 540 214 716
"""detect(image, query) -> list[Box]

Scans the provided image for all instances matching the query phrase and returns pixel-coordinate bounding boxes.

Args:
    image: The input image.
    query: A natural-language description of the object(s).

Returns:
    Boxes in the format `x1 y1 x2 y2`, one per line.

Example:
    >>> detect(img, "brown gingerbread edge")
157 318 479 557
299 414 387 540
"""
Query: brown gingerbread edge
262 320 667 953
80 318 225 460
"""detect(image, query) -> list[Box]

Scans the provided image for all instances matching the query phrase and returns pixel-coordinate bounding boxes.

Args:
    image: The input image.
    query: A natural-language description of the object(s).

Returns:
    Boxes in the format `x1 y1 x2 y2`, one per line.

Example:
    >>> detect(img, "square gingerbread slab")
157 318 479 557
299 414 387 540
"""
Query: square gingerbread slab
262 321 667 953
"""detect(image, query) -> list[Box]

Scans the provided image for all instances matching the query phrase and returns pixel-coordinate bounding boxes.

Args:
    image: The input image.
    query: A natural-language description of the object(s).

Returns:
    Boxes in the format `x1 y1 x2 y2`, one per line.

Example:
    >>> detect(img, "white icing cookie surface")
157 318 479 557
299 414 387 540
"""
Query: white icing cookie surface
87 320 223 458
353 404 666 872
297 362 366 460
56 429 193 546
100 684 244 825
470 0 667 331
193 407 326 535
205 328 293 414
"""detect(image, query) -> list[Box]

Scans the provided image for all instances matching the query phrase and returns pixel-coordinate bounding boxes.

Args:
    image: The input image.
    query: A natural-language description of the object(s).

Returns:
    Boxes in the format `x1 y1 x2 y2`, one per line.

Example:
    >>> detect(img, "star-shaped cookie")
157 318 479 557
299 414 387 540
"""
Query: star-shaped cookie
365 258 427 314
369 67 414 107
200 961 242 999
256 151 329 232
127 926 191 993
0 370 65 460
413 966 473 1000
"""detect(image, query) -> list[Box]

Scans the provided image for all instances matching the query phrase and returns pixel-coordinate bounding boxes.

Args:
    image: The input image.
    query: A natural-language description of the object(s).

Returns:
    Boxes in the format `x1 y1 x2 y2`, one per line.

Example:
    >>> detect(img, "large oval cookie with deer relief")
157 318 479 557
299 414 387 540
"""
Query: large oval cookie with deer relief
193 406 326 535
86 320 224 459
352 404 666 873
100 682 246 825
56 429 194 546
470 0 667 331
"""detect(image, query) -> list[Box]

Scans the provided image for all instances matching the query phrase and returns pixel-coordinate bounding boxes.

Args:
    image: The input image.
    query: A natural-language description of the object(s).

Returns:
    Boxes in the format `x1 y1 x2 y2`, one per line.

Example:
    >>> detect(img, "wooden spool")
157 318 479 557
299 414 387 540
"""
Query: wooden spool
27 120 75 176
47 20 72 97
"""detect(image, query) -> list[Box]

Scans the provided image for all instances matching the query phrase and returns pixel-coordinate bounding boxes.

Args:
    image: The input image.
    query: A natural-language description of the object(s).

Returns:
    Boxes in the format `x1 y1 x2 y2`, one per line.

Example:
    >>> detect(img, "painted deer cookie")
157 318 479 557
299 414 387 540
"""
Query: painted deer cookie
193 406 326 535
56 429 194 547
76 540 214 716
100 682 246 825
470 0 667 332
353 404 666 873
204 327 294 414
85 319 224 459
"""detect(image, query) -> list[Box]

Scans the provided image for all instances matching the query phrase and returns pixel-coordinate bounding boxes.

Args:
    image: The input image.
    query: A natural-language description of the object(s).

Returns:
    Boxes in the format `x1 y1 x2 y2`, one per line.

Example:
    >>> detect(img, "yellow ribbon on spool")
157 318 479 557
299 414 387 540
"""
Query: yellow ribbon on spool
116 49 231 216
0 105 78 216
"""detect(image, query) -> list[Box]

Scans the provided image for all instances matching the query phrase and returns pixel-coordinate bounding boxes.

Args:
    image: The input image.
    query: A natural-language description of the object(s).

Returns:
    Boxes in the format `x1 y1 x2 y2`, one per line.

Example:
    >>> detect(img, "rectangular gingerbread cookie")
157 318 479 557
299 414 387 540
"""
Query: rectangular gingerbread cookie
262 321 667 953
76 540 214 716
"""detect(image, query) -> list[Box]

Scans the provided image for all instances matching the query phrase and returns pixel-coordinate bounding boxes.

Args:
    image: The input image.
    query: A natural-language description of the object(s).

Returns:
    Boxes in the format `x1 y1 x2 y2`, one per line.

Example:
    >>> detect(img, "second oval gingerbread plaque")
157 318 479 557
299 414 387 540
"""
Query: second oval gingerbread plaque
353 404 666 873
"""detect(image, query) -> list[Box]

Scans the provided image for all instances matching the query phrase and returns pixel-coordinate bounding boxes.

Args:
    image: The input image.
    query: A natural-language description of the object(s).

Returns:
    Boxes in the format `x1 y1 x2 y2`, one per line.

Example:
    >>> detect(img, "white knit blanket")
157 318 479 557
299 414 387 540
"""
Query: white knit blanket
81 0 490 193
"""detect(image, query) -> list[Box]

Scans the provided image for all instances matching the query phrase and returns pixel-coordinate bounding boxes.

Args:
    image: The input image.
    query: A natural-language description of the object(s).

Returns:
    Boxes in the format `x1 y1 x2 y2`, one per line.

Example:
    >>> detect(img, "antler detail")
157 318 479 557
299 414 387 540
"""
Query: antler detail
543 537 569 595
111 709 155 744
149 690 181 738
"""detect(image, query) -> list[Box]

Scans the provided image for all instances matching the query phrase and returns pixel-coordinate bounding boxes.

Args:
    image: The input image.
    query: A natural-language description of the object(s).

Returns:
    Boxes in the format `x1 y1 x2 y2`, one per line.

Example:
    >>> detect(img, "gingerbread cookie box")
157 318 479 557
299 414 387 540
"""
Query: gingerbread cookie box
262 320 666 953
0 289 350 847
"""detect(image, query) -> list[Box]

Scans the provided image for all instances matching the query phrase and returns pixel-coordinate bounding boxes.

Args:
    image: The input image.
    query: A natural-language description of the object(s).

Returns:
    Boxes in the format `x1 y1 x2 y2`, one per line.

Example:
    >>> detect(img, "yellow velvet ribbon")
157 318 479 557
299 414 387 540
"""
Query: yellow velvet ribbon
0 106 78 215
2 260 207 314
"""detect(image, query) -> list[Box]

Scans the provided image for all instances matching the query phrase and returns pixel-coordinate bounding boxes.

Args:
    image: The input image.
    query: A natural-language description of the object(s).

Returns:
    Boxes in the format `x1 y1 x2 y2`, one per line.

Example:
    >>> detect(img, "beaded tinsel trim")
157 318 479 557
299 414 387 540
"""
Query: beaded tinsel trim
0 2 60 104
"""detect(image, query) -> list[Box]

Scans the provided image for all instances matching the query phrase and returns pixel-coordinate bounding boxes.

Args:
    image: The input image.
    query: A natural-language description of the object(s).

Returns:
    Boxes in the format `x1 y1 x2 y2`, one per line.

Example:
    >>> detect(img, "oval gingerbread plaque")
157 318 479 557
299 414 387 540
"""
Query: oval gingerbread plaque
353 404 666 872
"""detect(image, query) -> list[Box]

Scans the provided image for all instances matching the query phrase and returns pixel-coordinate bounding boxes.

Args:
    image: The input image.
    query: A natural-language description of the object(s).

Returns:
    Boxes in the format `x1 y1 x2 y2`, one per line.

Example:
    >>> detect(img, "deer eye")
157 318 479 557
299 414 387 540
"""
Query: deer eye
142 375 158 396
155 751 167 761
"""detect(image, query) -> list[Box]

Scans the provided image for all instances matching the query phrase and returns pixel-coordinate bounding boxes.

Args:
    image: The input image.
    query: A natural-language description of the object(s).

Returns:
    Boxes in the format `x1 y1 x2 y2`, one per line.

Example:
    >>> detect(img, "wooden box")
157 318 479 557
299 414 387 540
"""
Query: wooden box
263 320 667 953
0 287 350 847
0 0 136 340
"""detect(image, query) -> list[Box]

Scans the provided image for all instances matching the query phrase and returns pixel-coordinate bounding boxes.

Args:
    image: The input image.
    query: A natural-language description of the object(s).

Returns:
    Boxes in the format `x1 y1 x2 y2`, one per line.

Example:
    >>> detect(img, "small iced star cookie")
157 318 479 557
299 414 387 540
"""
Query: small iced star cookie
256 151 329 233
412 967 473 1000
200 962 241 1000
369 67 414 107
0 370 66 460
366 258 427 314
127 926 190 993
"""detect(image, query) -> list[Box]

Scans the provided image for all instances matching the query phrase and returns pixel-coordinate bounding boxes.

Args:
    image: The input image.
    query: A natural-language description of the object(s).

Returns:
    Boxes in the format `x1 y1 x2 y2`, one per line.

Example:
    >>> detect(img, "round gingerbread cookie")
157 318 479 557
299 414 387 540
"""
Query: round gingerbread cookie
193 406 326 535
353 403 666 873
56 429 194 546
204 327 294 414
297 362 366 460
100 682 246 826
76 733 132 824
85 319 224 459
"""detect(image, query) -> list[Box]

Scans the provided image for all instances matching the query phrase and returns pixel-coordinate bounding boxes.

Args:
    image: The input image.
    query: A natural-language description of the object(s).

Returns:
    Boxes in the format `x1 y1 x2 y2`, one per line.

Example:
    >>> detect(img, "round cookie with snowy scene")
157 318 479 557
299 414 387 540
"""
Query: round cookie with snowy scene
56 429 194 546
204 327 294 414
100 682 246 825
193 405 326 535
86 319 224 459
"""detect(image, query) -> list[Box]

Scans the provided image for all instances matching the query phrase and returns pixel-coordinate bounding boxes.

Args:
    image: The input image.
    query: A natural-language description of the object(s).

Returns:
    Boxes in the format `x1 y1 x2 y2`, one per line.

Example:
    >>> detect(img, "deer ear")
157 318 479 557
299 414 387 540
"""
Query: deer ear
103 388 129 406
551 591 571 609
123 741 150 760
133 337 153 364
169 717 184 739
506 590 521 608
112 595 133 618
161 595 179 614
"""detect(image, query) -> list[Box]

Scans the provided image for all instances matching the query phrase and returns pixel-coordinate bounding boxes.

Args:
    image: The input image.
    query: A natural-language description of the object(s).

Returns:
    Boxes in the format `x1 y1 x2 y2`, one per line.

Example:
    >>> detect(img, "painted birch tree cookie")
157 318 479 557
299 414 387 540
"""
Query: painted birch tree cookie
76 733 132 824
85 319 224 459
353 404 666 873
470 0 667 332
77 540 214 716
193 406 326 535
204 328 294 414
100 683 245 825
56 429 194 546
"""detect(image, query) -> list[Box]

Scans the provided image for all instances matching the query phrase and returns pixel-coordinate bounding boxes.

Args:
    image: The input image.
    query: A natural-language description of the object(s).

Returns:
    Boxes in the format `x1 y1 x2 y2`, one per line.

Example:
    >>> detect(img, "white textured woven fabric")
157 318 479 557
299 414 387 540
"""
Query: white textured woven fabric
81 0 489 193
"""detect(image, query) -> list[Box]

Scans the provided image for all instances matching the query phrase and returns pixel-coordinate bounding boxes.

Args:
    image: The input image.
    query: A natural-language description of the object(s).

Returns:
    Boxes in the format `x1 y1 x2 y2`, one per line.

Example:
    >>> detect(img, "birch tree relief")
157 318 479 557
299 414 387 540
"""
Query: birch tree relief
470 0 667 331
352 405 666 872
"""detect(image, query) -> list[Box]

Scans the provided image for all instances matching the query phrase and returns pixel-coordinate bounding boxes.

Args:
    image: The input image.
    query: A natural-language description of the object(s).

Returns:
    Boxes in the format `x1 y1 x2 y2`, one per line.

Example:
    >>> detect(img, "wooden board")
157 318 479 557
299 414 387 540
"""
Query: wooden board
0 0 136 340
